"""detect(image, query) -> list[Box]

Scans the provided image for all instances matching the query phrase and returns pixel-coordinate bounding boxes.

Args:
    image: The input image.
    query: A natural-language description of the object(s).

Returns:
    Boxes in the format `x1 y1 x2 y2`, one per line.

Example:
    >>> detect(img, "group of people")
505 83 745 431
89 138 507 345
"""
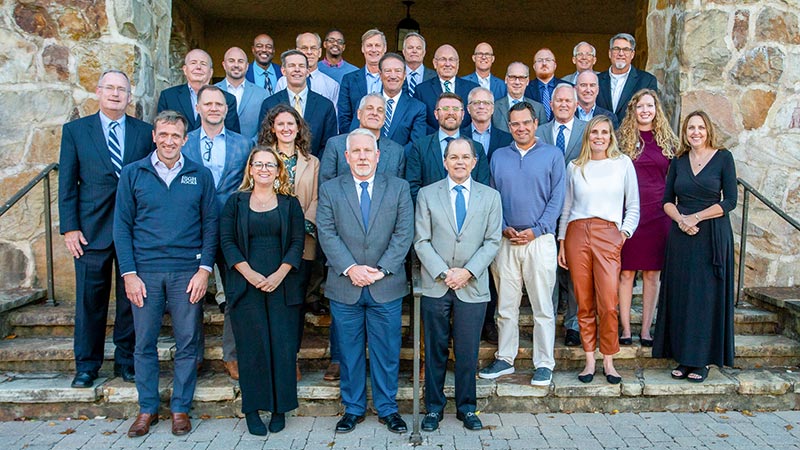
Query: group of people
57 25 738 439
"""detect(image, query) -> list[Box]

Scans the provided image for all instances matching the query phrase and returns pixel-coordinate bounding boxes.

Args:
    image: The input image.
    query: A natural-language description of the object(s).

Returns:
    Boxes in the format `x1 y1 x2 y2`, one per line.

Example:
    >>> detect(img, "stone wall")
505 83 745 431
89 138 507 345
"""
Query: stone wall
647 0 800 287
0 0 172 298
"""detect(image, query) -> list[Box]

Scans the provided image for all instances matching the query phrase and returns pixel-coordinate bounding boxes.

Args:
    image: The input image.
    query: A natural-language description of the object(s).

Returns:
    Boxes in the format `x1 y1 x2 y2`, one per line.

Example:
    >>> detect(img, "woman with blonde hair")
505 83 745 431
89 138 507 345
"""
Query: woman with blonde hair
616 89 679 347
558 115 640 384
220 146 305 434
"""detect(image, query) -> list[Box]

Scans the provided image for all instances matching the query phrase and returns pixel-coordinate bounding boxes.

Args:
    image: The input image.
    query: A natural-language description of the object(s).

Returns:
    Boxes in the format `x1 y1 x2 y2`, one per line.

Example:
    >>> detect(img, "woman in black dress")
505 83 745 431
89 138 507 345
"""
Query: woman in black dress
652 111 737 383
220 146 305 434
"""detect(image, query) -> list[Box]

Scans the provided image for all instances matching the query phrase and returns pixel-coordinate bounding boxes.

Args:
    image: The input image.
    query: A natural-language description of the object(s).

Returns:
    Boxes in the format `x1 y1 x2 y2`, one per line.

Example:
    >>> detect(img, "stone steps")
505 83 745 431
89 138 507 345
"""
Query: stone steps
1 366 799 420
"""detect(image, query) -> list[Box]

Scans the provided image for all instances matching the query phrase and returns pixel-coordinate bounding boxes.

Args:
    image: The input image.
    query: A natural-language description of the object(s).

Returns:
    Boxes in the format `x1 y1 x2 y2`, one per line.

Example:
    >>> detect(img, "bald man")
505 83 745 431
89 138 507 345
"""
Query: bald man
461 42 507 100
215 47 269 142
413 44 479 133
276 32 341 109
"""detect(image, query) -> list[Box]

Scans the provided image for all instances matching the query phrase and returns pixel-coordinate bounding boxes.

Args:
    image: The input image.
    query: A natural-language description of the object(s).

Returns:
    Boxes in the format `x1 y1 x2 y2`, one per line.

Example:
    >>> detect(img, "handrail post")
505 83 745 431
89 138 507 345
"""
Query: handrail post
409 252 422 445
43 173 57 307
737 189 749 307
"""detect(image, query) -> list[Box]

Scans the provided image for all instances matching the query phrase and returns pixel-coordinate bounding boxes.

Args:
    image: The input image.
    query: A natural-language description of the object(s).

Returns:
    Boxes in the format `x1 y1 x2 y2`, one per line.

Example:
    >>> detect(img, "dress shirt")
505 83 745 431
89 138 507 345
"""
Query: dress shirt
439 77 456 93
318 58 358 83
551 118 574 147
342 174 376 276
507 95 523 108
253 64 278 94
365 68 382 94
287 86 309 116
406 66 425 84
470 124 491 152
475 73 491 90
609 67 631 112
447 176 472 225
275 68 340 108
199 127 227 187
224 80 245 111
99 111 126 159
576 104 597 122
438 129 461 159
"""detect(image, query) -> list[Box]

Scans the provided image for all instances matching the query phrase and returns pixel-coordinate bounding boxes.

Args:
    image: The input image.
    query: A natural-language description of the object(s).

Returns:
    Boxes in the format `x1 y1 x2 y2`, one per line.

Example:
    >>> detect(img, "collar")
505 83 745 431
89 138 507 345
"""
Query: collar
383 90 402 104
200 126 226 141
151 150 185 170
225 78 245 89
578 103 596 115
447 176 472 192
322 58 342 68
609 66 632 77
438 129 460 142
287 85 309 98
507 94 524 103
512 139 539 153
438 77 455 85
353 174 375 186
99 111 126 128
555 117 574 130
471 123 491 135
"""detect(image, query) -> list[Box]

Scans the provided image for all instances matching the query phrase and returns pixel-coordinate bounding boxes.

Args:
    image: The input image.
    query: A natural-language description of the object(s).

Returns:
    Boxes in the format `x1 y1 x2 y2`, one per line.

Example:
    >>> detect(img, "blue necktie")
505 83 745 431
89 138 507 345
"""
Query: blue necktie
556 124 566 154
108 121 123 178
263 70 273 95
454 185 466 233
382 98 394 137
540 84 552 121
360 181 370 229
511 99 520 106
408 72 418 96
442 136 454 163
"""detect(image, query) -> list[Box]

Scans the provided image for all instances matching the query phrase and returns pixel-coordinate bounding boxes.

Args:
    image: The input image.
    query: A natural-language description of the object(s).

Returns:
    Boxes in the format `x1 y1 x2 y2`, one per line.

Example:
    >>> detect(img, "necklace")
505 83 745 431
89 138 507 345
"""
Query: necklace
690 149 716 168
251 192 276 209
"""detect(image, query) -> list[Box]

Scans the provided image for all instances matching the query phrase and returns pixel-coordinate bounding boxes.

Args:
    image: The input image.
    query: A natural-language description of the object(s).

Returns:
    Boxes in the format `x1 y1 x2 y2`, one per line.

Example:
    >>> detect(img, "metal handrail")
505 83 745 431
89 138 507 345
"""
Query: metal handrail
736 177 800 306
0 163 59 306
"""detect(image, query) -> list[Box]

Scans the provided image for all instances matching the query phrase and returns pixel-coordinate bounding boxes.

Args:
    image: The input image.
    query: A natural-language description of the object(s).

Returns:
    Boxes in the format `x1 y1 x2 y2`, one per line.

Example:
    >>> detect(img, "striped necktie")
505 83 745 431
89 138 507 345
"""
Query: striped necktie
108 121 123 178
444 80 452 93
293 94 302 115
263 70 273 95
408 72 418 96
382 98 394 137
540 84 552 121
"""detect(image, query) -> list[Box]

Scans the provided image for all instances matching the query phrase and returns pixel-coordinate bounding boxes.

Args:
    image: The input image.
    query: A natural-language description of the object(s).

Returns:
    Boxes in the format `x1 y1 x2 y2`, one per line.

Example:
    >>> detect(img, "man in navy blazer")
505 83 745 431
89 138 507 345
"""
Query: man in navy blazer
406 92 489 203
216 47 269 142
401 32 436 97
245 34 283 96
597 33 659 124
58 69 154 389
157 49 240 134
575 70 619 128
413 45 479 134
461 42 507 100
524 48 569 122
374 53 426 151
337 29 387 133
258 50 337 158
461 87 513 162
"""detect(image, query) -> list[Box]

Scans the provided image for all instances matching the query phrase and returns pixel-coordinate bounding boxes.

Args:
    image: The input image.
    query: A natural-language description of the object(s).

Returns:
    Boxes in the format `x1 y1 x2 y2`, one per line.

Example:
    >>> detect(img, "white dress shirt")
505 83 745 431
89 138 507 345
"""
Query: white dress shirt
276 68 340 111
447 176 472 226
609 67 631 112
551 118 574 148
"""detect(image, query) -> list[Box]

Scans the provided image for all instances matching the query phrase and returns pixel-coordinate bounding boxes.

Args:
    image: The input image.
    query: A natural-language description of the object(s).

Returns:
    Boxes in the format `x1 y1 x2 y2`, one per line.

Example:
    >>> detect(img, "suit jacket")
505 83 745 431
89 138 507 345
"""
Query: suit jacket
574 104 619 129
58 113 154 249
406 133 490 203
380 93 427 151
337 67 372 133
535 118 588 166
317 173 414 304
244 61 284 91
219 192 305 308
460 125 513 161
413 77 480 133
524 76 570 105
157 84 241 134
414 178 502 303
215 79 269 141
461 72 508 100
319 134 405 186
181 127 253 213
597 66 659 123
492 96 549 133
257 89 338 158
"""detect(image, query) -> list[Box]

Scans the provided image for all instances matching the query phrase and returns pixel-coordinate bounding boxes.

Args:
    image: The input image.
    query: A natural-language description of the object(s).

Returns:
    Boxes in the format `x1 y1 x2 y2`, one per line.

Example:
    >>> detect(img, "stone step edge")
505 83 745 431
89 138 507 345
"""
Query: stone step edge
1 367 798 406
0 289 46 314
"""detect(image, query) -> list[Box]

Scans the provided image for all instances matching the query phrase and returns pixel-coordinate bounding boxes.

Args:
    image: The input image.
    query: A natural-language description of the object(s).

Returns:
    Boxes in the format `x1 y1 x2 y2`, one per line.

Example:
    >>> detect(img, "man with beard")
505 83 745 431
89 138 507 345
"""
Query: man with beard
597 32 659 123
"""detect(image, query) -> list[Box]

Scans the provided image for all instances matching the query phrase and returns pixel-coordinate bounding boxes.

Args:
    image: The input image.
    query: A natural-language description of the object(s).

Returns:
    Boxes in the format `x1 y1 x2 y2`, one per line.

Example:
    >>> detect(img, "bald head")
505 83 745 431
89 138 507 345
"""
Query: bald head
433 45 459 80
183 49 213 88
472 42 495 75
222 47 248 83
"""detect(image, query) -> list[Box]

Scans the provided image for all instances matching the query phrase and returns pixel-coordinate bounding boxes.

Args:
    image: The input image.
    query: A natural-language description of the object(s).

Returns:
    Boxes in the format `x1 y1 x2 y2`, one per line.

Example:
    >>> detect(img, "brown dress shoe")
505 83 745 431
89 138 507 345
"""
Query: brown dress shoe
224 360 239 380
323 362 340 381
127 412 158 438
296 362 302 382
171 412 192 436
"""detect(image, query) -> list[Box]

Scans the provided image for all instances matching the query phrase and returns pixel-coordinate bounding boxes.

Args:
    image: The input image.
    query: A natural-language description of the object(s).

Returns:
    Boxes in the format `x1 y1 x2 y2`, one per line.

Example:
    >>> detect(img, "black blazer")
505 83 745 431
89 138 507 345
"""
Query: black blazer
596 66 659 123
157 84 241 134
258 89 338 158
413 77 480 133
219 192 305 308
460 125 513 161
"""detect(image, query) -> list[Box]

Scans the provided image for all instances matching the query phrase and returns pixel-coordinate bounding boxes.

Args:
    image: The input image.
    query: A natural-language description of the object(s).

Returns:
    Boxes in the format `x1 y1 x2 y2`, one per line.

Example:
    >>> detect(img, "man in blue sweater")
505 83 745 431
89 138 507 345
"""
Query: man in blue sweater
114 110 219 438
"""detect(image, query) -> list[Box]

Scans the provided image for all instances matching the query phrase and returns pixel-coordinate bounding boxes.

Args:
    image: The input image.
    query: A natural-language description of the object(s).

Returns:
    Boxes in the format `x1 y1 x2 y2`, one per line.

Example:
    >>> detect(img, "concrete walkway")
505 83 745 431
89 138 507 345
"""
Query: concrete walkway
5 410 800 449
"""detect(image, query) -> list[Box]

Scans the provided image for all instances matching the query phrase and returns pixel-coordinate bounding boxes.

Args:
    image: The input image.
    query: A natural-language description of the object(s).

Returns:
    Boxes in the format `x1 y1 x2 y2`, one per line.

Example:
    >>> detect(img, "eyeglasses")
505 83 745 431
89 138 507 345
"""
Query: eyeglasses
575 52 595 58
509 119 534 128
474 52 494 58
251 161 278 170
99 85 129 94
534 58 555 64
611 46 633 54
436 106 462 112
506 75 528 82
325 38 345 45
436 57 458 64
468 100 494 107
298 46 320 52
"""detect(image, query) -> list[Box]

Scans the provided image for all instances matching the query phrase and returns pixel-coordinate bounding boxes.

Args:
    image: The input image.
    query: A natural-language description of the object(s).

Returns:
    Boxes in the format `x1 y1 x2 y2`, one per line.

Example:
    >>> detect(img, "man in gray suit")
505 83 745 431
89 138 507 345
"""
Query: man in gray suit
414 138 501 432
493 62 548 133
320 93 405 185
535 83 586 348
317 128 414 435
216 47 269 143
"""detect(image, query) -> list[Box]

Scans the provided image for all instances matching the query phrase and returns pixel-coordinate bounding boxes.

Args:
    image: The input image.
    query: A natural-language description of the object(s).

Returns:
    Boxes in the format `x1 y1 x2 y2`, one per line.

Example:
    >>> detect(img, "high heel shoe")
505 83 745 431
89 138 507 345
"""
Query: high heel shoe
245 411 267 436
603 369 622 385
638 333 653 347
268 412 285 433
619 335 633 345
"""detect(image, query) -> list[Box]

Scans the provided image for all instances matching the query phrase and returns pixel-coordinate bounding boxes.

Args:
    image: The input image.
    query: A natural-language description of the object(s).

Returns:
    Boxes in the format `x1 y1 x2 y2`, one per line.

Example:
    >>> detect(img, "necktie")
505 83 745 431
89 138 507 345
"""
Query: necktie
540 84 552 121
382 98 394 137
454 185 466 233
443 136 454 162
108 121 123 178
359 181 370 229
556 124 566 154
408 72 417 96
264 70 273 95
203 138 213 162
293 94 302 115
444 80 452 93
511 99 520 106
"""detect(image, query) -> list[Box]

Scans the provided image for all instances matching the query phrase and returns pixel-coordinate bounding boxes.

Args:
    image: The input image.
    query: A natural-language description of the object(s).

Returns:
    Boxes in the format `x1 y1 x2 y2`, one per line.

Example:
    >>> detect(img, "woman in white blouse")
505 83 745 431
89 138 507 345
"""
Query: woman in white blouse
557 115 640 384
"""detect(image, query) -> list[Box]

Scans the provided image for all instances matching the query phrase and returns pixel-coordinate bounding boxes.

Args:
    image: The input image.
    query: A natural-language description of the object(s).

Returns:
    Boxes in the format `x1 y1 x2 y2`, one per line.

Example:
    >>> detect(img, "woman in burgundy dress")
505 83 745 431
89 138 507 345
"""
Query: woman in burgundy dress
616 89 679 346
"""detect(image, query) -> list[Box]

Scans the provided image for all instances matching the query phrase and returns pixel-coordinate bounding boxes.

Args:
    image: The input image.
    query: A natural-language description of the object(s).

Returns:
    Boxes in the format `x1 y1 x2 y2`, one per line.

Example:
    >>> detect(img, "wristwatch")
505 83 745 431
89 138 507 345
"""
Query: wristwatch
438 270 449 280
378 267 391 277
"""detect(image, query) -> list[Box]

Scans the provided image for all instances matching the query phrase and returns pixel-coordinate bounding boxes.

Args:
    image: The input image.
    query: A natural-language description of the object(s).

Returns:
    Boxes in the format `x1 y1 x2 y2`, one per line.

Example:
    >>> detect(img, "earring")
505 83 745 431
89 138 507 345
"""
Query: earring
273 179 280 190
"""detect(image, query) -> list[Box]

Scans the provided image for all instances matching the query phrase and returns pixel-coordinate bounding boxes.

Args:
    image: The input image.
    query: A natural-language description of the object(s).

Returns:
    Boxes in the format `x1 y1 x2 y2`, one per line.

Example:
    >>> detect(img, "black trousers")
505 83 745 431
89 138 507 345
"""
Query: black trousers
421 289 485 415
73 246 134 373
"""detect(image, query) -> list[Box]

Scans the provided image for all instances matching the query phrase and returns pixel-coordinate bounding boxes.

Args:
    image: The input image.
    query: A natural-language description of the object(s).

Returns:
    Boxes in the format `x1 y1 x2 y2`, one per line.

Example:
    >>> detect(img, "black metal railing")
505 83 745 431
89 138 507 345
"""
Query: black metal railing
736 177 800 306
0 163 59 306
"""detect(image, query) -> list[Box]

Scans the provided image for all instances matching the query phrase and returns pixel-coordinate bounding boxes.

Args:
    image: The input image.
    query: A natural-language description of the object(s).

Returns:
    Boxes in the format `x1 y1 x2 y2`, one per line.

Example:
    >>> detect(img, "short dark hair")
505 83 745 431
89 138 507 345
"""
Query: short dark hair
280 49 308 67
436 92 464 108
324 28 345 41
153 110 189 137
197 84 225 102
444 137 476 158
508 101 536 122
379 52 405 71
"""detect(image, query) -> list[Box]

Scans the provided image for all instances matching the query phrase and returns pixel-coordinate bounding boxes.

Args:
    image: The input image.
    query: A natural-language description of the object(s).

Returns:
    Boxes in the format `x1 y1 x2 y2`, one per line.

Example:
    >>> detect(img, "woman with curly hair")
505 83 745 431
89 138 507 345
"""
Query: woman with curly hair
616 89 679 347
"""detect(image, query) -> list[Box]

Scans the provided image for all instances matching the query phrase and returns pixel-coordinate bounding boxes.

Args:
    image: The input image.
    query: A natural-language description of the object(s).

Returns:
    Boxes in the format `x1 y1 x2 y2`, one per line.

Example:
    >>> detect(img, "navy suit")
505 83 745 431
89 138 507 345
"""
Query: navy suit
575 105 619 129
157 84 241 134
461 72 508 100
337 67 374 133
597 66 659 124
524 76 571 104
413 77 480 133
58 113 154 375
405 133 490 203
379 94 427 153
460 125 513 162
215 80 269 142
403 66 437 96
258 89 338 158
245 62 283 95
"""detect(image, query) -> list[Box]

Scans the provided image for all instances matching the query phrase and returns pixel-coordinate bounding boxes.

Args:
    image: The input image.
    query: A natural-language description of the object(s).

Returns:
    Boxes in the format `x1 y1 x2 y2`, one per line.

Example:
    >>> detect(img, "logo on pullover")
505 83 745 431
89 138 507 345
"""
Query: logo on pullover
181 176 197 185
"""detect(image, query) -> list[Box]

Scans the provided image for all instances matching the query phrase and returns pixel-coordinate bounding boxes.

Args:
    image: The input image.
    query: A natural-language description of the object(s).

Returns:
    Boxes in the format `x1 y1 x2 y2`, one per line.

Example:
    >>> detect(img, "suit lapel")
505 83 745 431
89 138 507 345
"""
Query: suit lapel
617 68 640 115
88 114 117 175
357 68 368 98
122 115 141 164
238 84 253 113
304 92 318 122
295 153 309 188
177 85 197 129
366 175 386 234
460 182 481 233
427 136 447 180
565 122 584 161
341 176 366 234
437 182 458 235
388 95 408 136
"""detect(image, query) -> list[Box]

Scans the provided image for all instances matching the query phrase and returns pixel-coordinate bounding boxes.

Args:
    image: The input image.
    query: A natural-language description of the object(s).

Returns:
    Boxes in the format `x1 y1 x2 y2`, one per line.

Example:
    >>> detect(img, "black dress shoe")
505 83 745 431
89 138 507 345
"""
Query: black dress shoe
421 412 441 432
335 413 364 433
564 329 581 347
114 363 135 383
378 412 407 433
245 411 267 436
456 411 483 430
71 371 96 388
